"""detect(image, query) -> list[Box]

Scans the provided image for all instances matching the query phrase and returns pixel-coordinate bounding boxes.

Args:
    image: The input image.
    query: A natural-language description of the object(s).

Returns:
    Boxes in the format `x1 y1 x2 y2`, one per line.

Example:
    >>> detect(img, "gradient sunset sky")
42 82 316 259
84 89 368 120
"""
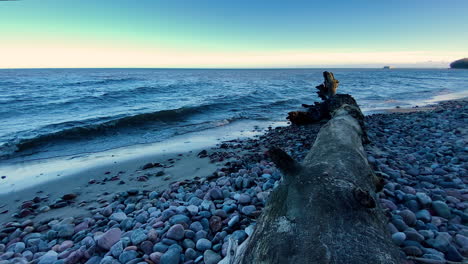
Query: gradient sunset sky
1 0 467 68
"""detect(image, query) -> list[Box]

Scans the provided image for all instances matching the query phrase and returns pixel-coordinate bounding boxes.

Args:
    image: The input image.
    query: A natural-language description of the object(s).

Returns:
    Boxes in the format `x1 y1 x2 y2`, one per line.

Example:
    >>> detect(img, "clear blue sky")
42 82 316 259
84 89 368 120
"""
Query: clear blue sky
1 0 467 68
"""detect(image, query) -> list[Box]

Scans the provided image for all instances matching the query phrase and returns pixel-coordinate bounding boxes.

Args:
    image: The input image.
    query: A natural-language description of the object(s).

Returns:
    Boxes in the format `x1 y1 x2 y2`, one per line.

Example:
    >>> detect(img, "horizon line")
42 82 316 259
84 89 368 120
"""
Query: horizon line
0 66 452 70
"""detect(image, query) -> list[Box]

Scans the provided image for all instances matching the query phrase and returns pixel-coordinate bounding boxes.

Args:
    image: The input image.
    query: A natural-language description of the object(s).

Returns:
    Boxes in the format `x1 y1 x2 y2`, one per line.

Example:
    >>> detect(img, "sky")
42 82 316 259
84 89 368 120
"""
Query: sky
0 0 467 68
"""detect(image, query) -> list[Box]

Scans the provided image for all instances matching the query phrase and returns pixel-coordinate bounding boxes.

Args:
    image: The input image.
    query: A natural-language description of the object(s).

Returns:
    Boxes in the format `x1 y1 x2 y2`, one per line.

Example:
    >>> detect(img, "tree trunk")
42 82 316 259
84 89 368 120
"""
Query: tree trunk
316 71 339 100
223 102 401 264
288 71 348 125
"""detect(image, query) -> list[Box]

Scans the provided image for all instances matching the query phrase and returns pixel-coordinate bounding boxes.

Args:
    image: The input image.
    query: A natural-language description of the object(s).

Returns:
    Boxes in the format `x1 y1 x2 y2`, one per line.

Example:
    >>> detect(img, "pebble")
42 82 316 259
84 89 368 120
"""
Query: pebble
57 224 75 238
195 238 212 251
38 250 58 264
166 224 185 240
391 232 406 246
399 210 416 226
110 212 127 222
203 250 222 264
160 246 181 264
228 215 240 227
415 209 431 222
241 205 256 216
119 250 138 263
97 228 122 250
130 229 147 245
415 192 432 206
432 201 451 218
110 241 123 258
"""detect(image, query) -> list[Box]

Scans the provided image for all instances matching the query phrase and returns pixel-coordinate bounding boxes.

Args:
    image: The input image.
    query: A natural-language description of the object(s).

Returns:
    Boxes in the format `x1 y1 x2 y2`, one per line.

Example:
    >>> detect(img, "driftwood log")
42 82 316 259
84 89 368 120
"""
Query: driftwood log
222 97 401 263
288 71 347 125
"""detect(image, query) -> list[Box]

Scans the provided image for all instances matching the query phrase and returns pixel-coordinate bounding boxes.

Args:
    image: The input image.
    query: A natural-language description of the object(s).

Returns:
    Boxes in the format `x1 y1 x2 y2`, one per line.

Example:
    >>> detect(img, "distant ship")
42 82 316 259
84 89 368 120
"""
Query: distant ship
383 66 392 69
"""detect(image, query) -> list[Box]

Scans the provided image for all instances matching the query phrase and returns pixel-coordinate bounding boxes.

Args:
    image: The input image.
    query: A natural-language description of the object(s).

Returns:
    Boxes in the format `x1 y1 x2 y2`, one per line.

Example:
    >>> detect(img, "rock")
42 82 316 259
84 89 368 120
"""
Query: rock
110 241 123 258
147 229 159 242
150 252 163 263
38 250 58 264
9 242 25 253
428 233 452 252
241 205 256 216
119 250 138 263
416 210 432 222
231 230 247 243
203 250 221 264
445 244 463 262
169 214 190 225
62 193 77 200
198 150 208 158
142 163 157 170
190 222 203 232
209 216 222 232
51 201 68 208
58 240 74 252
432 201 451 218
160 246 181 264
381 199 398 211
402 246 423 256
416 192 432 207
228 215 240 227
97 228 122 250
149 191 159 199
57 224 75 238
74 221 89 233
187 205 198 215
153 243 169 253
140 241 153 255
392 218 409 232
454 234 468 251
237 194 251 204
208 188 223 200
391 232 406 246
196 238 212 251
166 224 185 240
185 248 198 260
23 250 33 260
130 229 147 245
84 256 102 264
399 210 416 226
110 212 127 222
404 230 424 243
182 239 195 249
65 250 83 264
99 256 120 264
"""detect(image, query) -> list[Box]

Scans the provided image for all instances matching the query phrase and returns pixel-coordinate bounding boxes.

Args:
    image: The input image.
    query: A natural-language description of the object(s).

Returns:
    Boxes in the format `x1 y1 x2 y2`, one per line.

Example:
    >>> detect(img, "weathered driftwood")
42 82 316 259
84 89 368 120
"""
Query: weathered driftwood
223 102 401 264
288 71 349 125
316 71 339 100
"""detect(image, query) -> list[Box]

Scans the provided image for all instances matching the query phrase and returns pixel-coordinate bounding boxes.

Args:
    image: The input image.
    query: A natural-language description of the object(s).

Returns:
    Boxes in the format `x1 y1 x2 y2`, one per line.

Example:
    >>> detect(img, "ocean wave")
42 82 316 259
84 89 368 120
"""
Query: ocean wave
62 77 138 87
0 103 225 157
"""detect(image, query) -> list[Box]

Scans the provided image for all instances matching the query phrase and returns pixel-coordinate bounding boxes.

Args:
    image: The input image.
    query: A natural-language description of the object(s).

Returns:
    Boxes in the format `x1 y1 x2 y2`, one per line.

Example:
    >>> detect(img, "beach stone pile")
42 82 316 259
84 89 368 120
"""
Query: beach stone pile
0 99 466 264
0 158 283 264
366 100 467 263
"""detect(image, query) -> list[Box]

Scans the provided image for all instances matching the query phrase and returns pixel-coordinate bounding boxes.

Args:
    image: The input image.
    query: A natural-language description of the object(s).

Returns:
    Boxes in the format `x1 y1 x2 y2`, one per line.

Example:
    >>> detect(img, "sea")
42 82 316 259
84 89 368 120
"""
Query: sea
0 68 467 192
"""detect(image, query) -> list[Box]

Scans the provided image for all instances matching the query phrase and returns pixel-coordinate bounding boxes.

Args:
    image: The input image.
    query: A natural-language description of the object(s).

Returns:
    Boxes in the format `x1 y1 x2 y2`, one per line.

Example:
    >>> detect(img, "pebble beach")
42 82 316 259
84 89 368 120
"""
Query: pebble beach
0 99 466 264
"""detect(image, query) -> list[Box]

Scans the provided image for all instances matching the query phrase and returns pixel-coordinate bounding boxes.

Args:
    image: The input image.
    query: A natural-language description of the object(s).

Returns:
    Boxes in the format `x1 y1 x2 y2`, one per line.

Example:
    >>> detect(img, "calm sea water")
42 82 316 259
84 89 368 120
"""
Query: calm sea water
1 68 467 162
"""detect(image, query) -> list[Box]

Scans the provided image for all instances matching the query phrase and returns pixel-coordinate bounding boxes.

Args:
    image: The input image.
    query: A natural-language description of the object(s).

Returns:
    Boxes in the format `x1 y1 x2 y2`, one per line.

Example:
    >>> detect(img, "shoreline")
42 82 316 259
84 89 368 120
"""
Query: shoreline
0 120 287 224
0 98 463 223
0 147 219 224
0 97 466 264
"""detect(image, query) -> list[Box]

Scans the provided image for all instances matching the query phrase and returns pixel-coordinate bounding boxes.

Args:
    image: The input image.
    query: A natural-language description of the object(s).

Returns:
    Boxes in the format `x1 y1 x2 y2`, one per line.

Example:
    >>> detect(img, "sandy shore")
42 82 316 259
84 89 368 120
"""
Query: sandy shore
0 148 224 224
